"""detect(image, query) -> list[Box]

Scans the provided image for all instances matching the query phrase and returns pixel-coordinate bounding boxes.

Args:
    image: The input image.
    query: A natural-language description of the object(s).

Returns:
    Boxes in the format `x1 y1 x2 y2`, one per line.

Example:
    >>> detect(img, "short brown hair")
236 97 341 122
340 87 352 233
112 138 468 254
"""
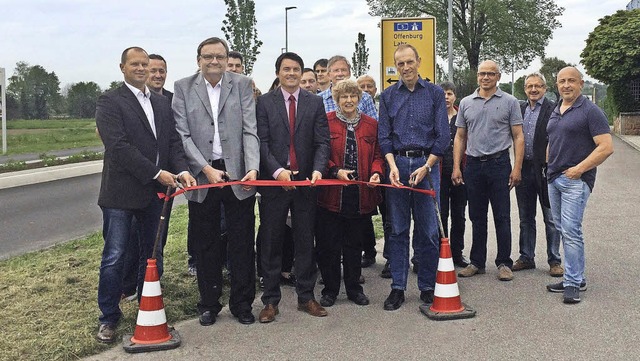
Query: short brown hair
332 79 361 104
197 37 229 57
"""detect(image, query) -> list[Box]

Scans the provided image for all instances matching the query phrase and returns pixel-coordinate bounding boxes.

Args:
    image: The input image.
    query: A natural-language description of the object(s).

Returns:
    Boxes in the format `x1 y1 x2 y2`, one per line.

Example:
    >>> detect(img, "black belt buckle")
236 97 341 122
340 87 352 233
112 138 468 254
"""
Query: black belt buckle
478 150 503 162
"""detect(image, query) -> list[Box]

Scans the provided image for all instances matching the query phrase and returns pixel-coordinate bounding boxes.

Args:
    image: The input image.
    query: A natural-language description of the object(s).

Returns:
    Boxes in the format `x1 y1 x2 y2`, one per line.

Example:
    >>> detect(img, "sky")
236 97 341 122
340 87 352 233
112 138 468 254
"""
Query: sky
0 0 633 95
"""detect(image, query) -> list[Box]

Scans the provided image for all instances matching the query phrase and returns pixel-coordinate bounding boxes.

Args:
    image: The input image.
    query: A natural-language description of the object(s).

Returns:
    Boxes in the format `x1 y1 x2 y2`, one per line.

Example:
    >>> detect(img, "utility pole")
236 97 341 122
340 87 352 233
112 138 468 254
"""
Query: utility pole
1 67 7 154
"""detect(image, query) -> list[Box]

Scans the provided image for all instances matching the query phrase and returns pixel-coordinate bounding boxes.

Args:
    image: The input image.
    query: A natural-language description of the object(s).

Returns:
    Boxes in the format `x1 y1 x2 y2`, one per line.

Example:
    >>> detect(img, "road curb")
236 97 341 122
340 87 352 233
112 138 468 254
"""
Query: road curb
0 160 103 190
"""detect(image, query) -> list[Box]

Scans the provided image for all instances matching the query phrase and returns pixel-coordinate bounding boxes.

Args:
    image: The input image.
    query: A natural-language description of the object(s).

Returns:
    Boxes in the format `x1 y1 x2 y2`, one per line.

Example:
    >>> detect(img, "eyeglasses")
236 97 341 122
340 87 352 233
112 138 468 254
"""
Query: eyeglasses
525 84 545 90
477 72 498 78
200 54 227 62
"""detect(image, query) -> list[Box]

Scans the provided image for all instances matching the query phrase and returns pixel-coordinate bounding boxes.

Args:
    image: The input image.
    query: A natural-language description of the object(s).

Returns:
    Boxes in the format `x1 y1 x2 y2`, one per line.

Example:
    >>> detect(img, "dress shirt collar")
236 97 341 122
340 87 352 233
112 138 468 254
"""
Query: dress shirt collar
397 76 427 91
124 81 150 98
280 87 300 102
204 73 224 89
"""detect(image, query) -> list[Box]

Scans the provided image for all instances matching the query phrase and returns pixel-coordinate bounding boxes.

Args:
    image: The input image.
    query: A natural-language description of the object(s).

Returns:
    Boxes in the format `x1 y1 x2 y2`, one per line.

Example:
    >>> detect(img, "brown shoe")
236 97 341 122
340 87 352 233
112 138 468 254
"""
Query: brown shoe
297 299 328 317
498 264 513 281
549 263 564 277
95 324 117 343
512 259 535 271
258 304 279 323
457 264 485 278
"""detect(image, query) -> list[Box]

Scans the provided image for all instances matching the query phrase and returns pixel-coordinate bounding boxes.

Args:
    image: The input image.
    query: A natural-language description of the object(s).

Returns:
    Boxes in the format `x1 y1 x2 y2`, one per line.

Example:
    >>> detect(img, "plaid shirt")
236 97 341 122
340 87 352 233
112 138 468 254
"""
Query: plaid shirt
319 87 378 120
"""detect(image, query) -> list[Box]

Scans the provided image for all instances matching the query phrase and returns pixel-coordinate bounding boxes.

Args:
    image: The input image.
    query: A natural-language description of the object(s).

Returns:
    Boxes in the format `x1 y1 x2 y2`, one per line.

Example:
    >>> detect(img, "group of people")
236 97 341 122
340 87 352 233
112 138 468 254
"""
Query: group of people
94 35 613 343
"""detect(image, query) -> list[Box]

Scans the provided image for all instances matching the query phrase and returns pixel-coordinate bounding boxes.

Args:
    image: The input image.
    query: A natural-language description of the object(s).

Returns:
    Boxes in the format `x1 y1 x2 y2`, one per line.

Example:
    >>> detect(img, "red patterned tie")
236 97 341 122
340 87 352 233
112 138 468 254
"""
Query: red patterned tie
288 95 298 171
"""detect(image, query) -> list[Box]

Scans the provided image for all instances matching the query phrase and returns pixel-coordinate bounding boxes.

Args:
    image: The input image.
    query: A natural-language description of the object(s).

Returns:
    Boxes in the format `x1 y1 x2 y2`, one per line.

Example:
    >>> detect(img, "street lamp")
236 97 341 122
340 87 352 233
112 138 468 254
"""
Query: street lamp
285 6 297 52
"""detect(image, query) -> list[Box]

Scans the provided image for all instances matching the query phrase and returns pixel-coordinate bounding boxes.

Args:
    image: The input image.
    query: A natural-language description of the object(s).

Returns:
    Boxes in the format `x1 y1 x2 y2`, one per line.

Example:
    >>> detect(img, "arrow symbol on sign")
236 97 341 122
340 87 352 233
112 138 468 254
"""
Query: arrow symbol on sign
386 78 398 84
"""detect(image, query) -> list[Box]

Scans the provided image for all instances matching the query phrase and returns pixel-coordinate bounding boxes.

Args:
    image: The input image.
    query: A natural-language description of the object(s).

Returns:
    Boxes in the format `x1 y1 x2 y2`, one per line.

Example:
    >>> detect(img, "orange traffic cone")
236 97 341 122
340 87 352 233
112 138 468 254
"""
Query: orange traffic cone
420 238 476 320
123 258 181 353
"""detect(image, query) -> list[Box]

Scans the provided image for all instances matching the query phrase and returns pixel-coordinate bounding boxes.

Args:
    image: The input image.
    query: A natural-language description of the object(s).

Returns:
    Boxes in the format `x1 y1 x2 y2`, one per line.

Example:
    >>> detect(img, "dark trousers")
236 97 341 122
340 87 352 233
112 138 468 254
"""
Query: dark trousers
465 152 513 269
440 166 467 258
256 221 294 278
316 207 366 298
260 187 317 305
362 188 390 260
188 187 256 316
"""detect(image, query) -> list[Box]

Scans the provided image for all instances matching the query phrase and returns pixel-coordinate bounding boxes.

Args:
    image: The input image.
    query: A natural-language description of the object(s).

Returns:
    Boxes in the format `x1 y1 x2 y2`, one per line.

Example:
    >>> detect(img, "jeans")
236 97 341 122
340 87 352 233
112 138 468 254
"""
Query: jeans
515 160 561 265
386 155 440 291
98 200 164 325
465 152 513 269
547 174 590 288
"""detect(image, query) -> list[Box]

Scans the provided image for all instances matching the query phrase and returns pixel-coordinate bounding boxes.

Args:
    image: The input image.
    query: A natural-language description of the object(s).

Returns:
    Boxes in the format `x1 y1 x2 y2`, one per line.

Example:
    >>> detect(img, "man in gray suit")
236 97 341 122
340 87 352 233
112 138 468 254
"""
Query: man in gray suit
173 37 260 326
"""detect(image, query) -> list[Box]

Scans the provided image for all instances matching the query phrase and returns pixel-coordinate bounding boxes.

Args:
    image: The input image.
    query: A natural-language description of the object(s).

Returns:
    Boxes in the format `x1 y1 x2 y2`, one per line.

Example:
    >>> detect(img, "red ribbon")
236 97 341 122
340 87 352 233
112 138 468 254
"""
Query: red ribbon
158 179 435 200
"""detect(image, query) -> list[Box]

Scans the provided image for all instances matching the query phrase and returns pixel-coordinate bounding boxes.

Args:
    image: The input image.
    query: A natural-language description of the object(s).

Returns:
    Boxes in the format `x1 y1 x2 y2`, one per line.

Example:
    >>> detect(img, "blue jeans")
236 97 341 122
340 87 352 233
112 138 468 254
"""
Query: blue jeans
548 174 590 288
515 160 561 265
98 200 163 325
465 152 513 268
386 155 440 291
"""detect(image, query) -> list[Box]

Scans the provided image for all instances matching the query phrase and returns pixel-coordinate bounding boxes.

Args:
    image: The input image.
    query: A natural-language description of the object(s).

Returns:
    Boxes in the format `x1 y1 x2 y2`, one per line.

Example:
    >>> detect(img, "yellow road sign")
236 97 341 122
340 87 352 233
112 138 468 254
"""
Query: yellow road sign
380 17 436 90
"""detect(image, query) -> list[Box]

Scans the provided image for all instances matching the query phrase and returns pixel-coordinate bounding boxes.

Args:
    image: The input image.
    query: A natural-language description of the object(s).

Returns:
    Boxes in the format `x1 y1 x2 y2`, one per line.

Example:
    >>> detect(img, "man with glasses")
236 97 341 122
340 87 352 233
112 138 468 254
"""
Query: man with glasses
313 58 330 92
513 73 563 277
453 60 524 282
173 37 260 326
319 55 377 119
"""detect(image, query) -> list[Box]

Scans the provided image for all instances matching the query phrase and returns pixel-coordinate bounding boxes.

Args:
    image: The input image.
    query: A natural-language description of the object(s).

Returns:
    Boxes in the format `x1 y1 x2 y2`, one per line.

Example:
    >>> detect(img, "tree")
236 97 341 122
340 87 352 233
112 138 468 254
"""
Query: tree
67 82 102 118
539 56 574 102
351 33 370 77
366 0 564 72
221 0 263 75
7 61 61 119
106 81 123 92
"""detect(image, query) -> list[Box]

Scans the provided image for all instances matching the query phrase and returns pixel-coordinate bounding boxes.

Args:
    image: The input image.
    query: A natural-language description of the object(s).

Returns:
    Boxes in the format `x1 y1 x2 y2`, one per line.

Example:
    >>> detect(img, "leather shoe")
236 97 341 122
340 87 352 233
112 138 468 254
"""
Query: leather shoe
95 324 117 343
199 310 216 326
420 289 434 304
320 294 336 307
258 304 278 323
361 256 375 268
383 289 405 311
234 311 255 325
298 299 328 317
348 292 370 306
380 261 391 278
452 255 470 268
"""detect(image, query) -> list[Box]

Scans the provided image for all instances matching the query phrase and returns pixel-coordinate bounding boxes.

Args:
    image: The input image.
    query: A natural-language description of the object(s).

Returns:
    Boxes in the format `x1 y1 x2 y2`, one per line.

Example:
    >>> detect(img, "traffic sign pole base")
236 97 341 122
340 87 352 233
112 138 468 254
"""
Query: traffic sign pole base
419 302 476 321
122 329 181 353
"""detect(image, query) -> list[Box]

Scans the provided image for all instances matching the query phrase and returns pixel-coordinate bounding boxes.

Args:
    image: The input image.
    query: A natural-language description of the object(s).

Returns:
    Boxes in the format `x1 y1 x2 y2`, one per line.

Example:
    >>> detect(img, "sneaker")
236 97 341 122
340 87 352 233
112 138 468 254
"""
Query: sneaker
380 261 391 279
563 286 581 304
458 264 485 278
547 281 587 293
549 264 564 277
188 266 197 277
512 259 536 271
497 264 513 281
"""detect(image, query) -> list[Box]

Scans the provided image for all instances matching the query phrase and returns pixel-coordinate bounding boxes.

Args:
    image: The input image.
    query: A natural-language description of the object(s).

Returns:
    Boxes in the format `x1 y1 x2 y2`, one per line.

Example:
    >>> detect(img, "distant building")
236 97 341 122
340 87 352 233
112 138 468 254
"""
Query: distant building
628 0 640 10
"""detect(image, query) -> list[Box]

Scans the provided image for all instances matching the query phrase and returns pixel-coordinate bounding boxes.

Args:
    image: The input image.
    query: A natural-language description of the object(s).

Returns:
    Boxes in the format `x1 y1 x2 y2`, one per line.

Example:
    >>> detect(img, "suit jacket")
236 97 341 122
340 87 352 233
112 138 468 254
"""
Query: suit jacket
256 88 330 195
173 72 259 202
96 84 189 209
161 88 173 104
520 97 555 207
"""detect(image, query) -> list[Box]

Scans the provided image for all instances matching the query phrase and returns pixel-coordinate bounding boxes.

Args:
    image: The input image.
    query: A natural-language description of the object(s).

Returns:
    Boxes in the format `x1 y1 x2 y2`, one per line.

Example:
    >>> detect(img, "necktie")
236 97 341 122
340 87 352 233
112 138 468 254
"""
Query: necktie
288 95 298 171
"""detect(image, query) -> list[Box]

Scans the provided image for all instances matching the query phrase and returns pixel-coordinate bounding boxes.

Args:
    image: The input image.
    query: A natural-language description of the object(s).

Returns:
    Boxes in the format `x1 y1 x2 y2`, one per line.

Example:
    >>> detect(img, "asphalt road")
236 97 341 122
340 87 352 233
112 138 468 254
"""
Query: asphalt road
86 136 640 360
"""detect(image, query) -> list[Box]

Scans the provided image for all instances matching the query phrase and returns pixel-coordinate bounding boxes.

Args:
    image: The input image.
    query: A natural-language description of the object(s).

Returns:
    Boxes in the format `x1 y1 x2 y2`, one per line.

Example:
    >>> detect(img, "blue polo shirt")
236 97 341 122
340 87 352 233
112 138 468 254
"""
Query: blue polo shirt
547 95 610 190
378 77 449 157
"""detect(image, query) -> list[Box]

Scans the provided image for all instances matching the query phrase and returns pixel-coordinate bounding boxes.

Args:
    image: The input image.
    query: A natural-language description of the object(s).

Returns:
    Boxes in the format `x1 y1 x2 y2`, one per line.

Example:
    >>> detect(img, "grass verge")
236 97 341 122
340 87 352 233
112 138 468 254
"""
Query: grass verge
4 119 102 155
0 204 382 360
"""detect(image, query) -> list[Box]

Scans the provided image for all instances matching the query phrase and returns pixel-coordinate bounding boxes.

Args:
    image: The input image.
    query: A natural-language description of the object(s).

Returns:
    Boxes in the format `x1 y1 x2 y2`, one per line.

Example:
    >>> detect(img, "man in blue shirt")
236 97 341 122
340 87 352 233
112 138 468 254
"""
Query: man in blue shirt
378 44 449 310
545 66 613 304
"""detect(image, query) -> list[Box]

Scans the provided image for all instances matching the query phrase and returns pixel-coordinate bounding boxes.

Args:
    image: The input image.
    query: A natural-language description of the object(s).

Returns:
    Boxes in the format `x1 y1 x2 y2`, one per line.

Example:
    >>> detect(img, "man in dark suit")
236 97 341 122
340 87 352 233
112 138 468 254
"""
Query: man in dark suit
512 72 563 277
256 52 330 323
173 37 260 326
95 46 196 343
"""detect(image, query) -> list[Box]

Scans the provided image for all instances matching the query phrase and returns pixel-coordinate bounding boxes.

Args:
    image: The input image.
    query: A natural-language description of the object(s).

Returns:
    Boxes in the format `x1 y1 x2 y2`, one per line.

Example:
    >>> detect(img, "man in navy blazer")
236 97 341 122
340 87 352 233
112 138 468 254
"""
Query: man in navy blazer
256 52 330 323
513 72 562 276
95 47 196 343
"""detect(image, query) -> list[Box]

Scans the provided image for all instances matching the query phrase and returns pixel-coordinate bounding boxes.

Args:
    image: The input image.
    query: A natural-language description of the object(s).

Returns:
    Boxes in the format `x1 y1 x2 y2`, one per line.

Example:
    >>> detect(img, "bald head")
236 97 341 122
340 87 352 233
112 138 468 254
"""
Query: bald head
357 75 377 99
556 66 584 105
477 60 501 94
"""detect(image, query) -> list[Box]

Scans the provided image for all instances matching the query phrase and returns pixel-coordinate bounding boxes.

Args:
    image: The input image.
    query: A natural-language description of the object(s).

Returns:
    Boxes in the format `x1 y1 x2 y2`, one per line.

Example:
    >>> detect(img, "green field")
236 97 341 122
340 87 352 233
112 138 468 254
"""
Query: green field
4 118 102 155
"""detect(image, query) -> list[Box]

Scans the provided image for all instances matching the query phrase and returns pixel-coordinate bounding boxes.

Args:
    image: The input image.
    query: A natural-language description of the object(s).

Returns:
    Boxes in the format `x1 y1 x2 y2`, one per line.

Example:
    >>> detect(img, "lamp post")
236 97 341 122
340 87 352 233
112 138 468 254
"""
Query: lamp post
285 6 297 52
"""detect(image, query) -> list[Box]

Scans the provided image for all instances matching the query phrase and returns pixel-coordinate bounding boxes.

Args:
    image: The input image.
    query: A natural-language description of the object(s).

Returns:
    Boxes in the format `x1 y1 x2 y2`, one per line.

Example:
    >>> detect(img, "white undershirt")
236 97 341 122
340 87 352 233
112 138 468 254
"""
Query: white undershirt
205 76 223 160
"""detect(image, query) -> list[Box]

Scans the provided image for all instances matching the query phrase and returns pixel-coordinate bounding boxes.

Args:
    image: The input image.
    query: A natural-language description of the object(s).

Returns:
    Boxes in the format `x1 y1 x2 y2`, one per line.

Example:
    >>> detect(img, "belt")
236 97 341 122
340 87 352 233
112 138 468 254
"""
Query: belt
394 149 430 158
469 149 507 162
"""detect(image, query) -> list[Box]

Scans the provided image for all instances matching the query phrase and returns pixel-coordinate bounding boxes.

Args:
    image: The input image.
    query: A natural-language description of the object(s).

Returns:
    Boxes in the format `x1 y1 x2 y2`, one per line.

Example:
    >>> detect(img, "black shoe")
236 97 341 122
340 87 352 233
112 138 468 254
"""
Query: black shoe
420 289 434 304
452 255 470 268
547 281 587 293
563 286 581 304
280 273 297 287
358 275 365 284
199 310 216 326
383 289 405 311
361 256 375 268
412 263 419 274
95 324 117 343
319 294 336 307
380 261 391 279
348 292 370 306
234 311 255 325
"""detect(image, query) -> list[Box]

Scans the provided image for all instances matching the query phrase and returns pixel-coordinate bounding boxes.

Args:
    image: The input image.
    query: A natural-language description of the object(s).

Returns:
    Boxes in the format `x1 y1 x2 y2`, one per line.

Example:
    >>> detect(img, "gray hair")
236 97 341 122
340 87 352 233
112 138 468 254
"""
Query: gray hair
524 72 547 84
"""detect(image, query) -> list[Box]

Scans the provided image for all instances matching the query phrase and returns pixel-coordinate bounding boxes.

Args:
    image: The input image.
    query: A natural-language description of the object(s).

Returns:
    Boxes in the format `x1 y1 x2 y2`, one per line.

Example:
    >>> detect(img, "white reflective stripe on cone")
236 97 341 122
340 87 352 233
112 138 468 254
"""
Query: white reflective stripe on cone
437 258 454 272
141 280 162 297
434 283 460 298
136 309 168 326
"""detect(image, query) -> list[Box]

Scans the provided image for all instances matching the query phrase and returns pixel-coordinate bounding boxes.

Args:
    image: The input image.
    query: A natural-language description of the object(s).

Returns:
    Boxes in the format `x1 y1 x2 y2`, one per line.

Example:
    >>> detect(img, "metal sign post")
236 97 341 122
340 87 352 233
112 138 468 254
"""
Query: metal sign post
1 67 7 154
380 17 436 91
